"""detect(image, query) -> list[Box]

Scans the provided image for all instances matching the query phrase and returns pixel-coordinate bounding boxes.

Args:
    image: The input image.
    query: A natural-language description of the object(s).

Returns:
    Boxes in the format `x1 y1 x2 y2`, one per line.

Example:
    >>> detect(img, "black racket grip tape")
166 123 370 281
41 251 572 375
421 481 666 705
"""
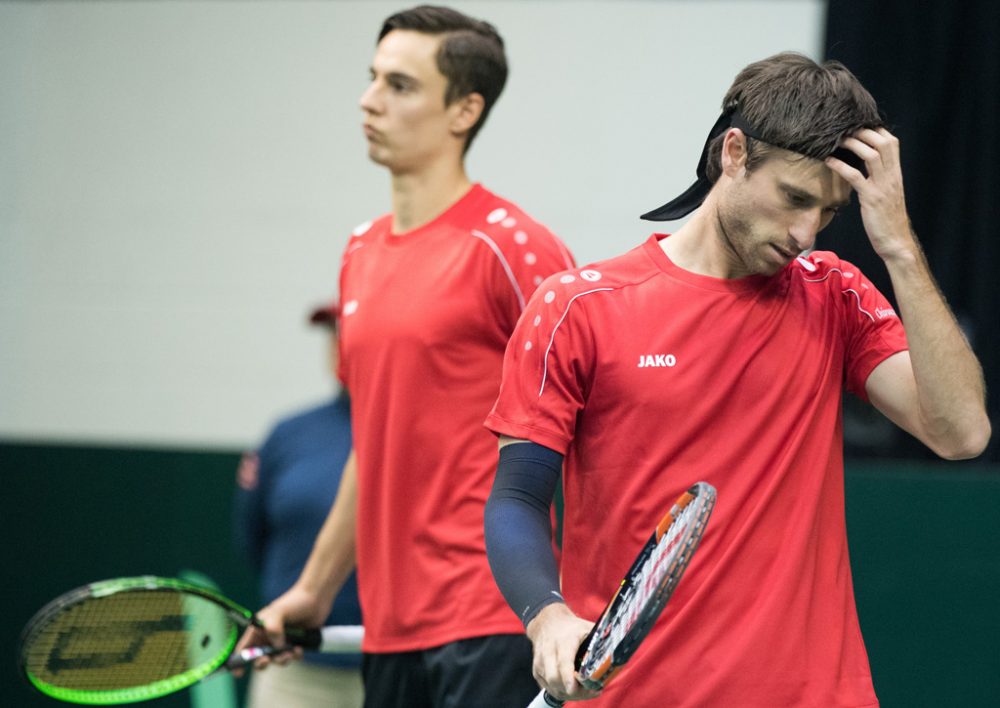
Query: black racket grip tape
527 689 566 707
284 626 322 650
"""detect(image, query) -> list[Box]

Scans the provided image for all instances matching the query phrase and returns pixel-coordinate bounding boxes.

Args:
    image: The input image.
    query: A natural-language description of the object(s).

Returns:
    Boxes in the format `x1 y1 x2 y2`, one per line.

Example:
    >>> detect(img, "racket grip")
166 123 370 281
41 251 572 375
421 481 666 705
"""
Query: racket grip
318 624 364 653
527 689 565 708
257 625 364 653
260 625 364 652
225 625 364 670
284 626 322 650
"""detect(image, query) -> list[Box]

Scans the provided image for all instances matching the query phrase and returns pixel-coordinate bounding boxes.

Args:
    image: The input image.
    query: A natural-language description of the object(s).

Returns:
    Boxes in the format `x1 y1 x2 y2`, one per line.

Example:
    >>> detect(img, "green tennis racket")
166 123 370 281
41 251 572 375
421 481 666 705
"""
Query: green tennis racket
18 575 363 705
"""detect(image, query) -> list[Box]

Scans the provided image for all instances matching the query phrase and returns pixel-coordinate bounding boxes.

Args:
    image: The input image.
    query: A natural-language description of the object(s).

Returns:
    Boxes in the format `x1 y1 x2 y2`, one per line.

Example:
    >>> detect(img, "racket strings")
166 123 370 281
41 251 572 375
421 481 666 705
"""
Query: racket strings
597 506 692 657
580 492 710 679
23 590 231 691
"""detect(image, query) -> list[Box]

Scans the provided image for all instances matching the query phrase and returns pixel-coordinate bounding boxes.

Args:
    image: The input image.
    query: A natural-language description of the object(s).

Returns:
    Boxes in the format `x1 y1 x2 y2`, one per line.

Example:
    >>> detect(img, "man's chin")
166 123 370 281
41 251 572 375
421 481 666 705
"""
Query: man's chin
367 148 389 167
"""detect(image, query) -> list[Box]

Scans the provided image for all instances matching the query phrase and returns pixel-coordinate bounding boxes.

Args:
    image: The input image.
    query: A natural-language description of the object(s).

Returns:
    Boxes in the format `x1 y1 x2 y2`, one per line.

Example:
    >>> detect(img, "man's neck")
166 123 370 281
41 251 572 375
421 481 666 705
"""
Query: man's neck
660 193 749 279
389 158 473 234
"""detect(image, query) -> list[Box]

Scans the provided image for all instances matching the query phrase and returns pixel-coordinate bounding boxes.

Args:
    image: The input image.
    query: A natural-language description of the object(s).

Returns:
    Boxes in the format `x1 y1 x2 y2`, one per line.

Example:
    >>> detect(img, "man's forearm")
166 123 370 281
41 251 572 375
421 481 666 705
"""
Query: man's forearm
296 450 359 608
884 239 990 456
485 440 564 627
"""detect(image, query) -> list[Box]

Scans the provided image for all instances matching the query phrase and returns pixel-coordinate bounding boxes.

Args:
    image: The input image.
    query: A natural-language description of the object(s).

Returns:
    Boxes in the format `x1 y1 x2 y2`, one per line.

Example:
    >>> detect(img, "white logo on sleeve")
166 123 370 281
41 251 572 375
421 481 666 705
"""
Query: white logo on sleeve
637 354 677 368
580 269 602 282
796 256 817 272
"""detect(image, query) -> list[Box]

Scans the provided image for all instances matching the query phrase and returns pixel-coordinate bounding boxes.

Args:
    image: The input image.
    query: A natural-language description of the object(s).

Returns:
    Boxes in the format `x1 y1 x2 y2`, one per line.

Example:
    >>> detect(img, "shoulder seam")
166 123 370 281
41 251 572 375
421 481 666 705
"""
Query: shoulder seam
470 228 526 310
798 267 875 322
539 287 615 397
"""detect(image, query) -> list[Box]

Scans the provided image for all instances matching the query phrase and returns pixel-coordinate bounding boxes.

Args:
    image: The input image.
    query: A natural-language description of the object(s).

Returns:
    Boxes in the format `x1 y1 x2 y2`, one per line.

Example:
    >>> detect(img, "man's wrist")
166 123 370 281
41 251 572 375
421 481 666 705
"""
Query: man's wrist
526 600 571 641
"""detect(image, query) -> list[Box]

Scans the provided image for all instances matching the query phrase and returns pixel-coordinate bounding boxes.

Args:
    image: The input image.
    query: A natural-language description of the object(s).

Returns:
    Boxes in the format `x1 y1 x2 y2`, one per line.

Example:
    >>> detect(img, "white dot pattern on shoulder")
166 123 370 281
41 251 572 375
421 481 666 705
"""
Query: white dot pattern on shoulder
514 231 529 245
524 341 533 351
486 208 507 224
531 285 616 397
559 274 576 284
525 252 537 265
501 217 517 228
533 275 543 286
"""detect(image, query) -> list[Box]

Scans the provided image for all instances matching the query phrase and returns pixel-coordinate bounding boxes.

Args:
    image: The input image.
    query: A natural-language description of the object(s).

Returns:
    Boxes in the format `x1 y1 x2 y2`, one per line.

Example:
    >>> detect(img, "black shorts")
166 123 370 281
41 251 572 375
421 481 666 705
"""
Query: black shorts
361 633 536 708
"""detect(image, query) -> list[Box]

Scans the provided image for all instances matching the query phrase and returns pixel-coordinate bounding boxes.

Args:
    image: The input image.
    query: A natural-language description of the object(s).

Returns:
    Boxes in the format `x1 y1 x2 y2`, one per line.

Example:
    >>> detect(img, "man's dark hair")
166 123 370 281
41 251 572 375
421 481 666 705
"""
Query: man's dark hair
379 5 507 153
706 52 883 181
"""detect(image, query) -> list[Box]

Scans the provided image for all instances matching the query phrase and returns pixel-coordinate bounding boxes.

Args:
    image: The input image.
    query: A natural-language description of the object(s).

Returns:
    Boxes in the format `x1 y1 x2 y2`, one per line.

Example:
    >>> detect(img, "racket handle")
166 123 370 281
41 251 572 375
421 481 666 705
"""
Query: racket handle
225 644 285 670
318 624 364 653
284 626 322 649
224 625 364 670
527 689 565 708
282 625 365 652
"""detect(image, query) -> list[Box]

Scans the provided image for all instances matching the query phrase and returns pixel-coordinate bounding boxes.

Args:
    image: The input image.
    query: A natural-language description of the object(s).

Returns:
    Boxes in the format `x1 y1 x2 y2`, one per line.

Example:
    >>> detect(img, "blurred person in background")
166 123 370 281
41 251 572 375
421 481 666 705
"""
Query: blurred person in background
234 298 362 708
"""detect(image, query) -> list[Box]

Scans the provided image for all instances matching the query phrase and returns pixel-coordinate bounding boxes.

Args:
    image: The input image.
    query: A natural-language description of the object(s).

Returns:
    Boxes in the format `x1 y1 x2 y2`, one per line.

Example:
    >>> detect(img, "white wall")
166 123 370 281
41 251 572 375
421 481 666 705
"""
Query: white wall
0 0 824 448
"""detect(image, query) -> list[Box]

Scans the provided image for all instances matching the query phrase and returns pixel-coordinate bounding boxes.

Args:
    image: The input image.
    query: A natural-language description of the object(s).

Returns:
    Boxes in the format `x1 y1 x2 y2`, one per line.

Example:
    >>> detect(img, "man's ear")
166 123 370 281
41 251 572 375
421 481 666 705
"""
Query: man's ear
720 128 749 177
449 92 485 137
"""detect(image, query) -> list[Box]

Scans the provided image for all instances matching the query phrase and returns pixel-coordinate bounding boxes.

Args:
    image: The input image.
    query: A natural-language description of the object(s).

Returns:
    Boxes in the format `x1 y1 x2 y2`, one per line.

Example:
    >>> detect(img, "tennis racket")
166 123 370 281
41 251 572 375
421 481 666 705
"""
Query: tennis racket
528 481 717 707
18 575 363 705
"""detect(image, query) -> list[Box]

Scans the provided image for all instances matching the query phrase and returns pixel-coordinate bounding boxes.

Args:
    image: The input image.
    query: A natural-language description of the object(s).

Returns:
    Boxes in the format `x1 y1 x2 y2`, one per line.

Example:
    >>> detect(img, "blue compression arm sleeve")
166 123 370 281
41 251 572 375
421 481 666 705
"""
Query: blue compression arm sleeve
484 441 564 628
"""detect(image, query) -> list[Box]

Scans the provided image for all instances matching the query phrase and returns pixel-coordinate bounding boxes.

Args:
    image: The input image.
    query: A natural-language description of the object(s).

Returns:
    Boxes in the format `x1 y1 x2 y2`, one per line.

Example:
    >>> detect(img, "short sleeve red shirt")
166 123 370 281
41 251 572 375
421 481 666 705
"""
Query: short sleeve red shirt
338 184 574 652
486 235 907 707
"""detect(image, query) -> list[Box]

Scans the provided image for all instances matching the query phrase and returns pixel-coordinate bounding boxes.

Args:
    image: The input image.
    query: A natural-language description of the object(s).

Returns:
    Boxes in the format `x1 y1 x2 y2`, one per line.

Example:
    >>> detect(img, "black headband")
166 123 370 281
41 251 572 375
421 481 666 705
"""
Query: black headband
639 110 868 222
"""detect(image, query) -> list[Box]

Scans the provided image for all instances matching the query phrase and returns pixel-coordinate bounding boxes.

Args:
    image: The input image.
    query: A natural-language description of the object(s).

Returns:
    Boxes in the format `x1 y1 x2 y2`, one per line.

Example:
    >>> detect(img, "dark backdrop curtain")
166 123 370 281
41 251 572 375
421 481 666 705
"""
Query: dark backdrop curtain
824 0 1000 461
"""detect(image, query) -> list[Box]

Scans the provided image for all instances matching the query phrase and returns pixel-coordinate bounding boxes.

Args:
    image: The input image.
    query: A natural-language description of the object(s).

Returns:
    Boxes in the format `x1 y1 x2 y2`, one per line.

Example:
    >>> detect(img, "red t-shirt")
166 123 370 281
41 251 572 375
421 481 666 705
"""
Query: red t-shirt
486 234 907 707
338 184 574 652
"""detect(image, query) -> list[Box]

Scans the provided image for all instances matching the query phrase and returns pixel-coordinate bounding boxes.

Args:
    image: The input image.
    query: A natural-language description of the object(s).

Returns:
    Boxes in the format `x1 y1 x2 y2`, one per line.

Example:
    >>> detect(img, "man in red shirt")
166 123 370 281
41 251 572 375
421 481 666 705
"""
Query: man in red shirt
484 53 990 707
242 6 573 707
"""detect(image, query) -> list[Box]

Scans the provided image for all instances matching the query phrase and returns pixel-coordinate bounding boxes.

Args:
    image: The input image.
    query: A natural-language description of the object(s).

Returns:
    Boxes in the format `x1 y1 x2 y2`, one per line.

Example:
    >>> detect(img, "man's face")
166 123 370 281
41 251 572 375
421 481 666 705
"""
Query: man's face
715 148 852 277
359 30 460 173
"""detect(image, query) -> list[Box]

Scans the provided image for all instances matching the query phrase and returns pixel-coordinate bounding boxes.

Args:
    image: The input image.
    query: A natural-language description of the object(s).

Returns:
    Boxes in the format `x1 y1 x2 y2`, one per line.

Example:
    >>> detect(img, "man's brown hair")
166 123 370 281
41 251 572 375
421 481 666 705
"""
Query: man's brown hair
379 5 507 153
706 52 883 181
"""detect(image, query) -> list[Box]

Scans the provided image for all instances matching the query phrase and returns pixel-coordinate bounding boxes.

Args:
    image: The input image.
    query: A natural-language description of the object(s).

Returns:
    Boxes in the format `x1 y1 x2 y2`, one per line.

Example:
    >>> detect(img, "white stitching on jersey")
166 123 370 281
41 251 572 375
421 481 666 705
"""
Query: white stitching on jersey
799 267 875 322
470 229 526 310
539 287 615 397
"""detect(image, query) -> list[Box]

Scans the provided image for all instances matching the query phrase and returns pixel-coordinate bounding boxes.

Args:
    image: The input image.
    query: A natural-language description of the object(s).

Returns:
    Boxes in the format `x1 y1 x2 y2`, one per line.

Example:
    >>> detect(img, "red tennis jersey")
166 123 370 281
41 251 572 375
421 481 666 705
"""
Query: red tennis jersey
486 234 907 707
338 184 574 652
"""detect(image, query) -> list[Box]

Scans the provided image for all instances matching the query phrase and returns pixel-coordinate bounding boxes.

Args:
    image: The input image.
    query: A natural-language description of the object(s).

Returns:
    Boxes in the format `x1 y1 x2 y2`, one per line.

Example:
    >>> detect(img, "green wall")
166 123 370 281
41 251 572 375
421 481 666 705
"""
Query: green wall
2 442 254 708
2 443 998 706
845 462 1000 706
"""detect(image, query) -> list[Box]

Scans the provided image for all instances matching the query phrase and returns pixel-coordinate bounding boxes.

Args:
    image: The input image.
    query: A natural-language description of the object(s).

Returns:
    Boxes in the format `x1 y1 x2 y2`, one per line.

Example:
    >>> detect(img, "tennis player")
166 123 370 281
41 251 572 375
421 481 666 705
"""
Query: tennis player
241 6 574 707
483 53 990 706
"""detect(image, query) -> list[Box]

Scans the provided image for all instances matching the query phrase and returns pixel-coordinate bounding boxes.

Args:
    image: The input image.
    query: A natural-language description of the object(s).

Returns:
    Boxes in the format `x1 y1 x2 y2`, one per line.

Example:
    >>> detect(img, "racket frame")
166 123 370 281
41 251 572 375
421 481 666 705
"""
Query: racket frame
19 576 258 705
575 481 716 691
